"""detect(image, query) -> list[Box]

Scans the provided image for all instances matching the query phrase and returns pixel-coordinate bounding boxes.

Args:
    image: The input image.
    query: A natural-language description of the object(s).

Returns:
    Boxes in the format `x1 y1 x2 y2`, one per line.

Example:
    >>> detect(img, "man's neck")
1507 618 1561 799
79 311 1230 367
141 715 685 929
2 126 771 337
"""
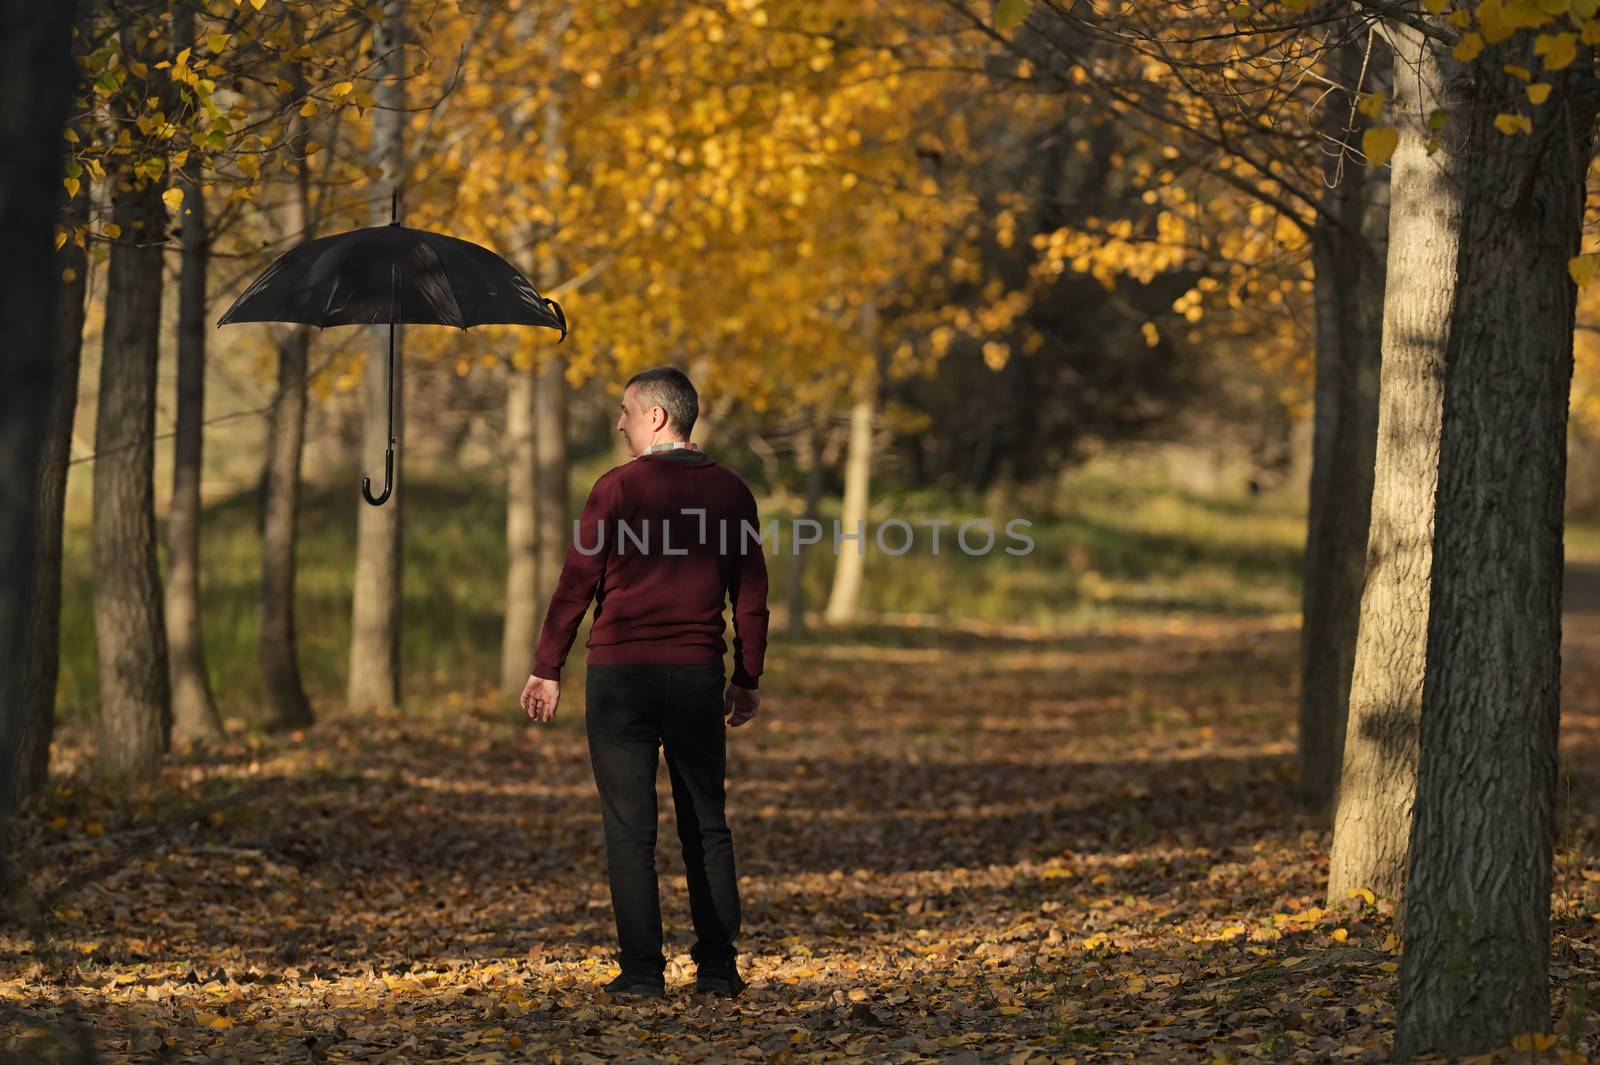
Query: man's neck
645 440 697 454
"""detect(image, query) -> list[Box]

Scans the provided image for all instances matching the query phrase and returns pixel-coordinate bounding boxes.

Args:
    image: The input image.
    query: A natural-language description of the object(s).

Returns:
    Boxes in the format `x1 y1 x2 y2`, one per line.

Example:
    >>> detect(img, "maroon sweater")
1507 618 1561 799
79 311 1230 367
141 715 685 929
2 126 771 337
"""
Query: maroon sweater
531 448 770 687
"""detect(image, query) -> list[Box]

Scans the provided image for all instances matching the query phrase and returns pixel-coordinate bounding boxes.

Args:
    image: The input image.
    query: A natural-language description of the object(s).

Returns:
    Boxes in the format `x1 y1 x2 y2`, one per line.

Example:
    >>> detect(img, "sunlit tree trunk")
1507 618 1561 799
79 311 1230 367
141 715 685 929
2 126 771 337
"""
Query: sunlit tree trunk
1394 38 1595 1058
824 300 878 624
1327 20 1467 907
501 341 539 692
1296 31 1386 813
532 10 574 617
1 0 77 839
260 55 316 729
165 2 224 744
93 15 173 779
348 0 407 710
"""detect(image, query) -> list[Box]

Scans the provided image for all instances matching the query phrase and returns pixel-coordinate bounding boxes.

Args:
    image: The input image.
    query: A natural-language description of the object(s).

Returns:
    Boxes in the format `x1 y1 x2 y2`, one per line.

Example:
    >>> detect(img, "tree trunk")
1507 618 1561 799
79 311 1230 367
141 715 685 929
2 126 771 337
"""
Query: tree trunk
260 58 315 730
1296 33 1387 812
93 47 173 779
165 9 224 743
533 348 571 612
18 178 90 796
532 14 573 617
1394 38 1594 1059
348 0 407 711
824 301 878 625
786 421 826 637
1327 20 1468 908
0 0 77 854
501 341 538 692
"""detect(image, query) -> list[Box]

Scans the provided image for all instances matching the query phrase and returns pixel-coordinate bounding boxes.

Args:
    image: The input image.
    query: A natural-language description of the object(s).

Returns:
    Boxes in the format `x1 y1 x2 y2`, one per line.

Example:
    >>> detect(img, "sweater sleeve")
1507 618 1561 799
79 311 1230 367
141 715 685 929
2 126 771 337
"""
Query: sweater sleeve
531 475 615 681
728 481 770 689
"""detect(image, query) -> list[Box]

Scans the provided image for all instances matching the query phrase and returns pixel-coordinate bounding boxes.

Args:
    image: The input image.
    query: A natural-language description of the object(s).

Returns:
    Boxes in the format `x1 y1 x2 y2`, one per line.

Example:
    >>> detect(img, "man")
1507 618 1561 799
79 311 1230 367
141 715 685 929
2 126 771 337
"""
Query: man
520 366 768 1001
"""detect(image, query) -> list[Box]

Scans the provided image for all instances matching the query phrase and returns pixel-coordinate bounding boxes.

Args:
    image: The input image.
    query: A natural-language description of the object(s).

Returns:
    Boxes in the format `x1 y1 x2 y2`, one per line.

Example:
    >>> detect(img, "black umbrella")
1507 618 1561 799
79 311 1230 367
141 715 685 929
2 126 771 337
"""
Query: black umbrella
218 187 568 506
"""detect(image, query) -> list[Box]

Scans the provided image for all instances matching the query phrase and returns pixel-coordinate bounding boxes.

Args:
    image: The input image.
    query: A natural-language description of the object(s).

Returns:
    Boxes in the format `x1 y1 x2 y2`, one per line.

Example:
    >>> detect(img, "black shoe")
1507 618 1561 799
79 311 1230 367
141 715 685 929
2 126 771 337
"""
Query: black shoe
694 967 747 998
602 971 666 999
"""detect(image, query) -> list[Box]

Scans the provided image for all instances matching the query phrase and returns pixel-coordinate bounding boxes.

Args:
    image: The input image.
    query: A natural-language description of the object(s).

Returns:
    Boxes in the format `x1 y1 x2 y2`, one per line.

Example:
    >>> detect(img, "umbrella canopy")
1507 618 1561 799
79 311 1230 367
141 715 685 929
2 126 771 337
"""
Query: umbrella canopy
217 189 567 506
217 223 567 335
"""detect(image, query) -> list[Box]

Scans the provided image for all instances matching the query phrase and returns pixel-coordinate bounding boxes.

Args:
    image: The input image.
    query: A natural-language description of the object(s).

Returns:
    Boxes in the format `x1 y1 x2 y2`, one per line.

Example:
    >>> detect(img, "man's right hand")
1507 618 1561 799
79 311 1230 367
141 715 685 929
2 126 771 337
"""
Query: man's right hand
725 683 760 727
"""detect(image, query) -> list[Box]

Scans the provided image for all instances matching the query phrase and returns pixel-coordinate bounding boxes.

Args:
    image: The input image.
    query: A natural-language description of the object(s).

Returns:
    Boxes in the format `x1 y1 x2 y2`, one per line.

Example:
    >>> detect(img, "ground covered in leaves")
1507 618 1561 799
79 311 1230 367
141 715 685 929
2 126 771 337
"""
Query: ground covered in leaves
4 605 1599 1063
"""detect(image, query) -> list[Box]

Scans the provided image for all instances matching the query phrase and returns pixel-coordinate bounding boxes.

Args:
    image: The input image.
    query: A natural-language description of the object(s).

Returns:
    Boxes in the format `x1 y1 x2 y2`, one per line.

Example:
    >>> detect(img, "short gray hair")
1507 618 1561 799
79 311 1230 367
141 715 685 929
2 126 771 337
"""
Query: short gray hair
625 366 698 438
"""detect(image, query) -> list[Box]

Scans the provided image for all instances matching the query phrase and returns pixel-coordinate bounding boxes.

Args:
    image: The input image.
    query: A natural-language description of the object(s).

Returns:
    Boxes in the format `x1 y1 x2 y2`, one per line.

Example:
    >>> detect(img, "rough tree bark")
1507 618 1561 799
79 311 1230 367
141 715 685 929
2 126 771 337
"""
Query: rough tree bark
0 0 77 870
93 13 174 780
1296 31 1386 813
348 0 408 710
164 6 224 744
1327 19 1468 907
259 55 316 730
17 176 90 796
1394 35 1596 1059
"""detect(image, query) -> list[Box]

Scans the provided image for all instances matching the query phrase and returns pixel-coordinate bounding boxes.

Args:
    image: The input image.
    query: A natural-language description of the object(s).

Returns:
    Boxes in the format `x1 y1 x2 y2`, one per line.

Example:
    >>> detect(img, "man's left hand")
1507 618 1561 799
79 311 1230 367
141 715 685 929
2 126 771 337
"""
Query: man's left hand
522 674 560 722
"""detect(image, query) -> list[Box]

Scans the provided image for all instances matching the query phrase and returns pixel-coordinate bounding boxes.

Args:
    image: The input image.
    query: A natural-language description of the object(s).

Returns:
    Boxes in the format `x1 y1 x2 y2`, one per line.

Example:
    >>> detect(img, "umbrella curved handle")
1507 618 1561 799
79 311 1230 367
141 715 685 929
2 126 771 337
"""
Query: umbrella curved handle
362 440 395 507
544 297 568 344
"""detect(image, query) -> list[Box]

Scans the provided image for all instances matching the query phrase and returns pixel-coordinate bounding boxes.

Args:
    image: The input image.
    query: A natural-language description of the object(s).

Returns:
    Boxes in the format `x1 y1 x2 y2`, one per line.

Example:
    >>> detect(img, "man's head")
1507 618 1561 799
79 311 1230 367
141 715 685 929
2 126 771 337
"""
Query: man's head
618 366 698 457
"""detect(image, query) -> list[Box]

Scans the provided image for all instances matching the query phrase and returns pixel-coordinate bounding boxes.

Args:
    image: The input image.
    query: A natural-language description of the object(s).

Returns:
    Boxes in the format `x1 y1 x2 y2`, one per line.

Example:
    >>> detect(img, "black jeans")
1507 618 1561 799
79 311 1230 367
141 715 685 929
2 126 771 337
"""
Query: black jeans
584 663 742 981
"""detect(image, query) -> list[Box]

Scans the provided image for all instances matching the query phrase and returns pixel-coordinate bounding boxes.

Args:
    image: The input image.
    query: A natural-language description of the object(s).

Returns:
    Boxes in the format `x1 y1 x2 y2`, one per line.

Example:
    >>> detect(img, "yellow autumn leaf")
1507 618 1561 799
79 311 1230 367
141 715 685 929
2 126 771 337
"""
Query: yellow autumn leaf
1502 63 1533 81
1422 0 1449 10
238 155 260 180
1453 31 1485 60
63 176 79 198
1583 18 1600 43
1330 927 1349 942
330 81 355 96
1478 0 1515 42
1362 126 1400 165
1378 961 1400 973
1528 82 1553 103
1535 31 1578 69
103 223 122 240
1569 253 1600 284
162 187 184 211
1494 111 1533 134
196 1012 235 1030
1356 91 1385 118
1510 1032 1558 1052
299 99 318 117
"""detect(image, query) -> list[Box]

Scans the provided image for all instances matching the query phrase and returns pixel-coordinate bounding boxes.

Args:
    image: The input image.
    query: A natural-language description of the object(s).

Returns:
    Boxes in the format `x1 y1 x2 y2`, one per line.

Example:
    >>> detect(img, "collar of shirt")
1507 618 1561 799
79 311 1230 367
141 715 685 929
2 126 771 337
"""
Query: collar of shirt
645 440 699 454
